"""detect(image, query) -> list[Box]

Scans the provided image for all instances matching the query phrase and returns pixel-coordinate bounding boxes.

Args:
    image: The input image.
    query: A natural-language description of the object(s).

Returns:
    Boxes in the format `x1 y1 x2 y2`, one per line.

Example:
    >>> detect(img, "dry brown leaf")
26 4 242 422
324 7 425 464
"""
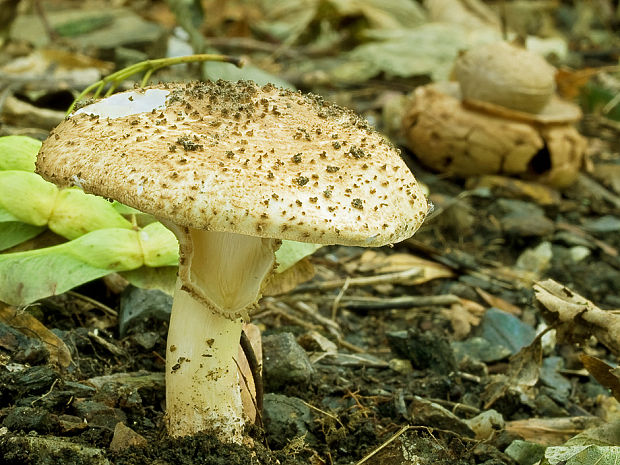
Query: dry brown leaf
41 49 114 72
239 323 262 424
476 287 522 315
441 300 484 340
354 250 454 284
556 67 599 100
465 175 561 206
534 279 620 356
482 335 542 409
0 304 72 368
505 416 604 446
262 257 315 296
580 354 620 402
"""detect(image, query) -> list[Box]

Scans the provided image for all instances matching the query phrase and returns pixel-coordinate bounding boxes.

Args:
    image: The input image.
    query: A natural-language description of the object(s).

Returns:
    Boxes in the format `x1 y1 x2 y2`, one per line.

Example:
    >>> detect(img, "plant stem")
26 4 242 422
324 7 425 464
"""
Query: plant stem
67 54 243 114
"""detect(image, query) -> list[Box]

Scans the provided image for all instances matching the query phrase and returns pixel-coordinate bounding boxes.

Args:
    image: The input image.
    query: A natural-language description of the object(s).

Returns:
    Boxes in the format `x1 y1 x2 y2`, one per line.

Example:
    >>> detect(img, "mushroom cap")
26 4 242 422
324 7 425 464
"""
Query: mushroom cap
454 41 557 114
37 81 428 247
462 94 582 124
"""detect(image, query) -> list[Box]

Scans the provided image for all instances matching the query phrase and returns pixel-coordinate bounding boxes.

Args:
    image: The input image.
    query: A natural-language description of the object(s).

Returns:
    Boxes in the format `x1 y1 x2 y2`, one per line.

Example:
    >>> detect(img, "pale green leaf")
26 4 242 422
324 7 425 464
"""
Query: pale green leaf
0 207 45 251
276 240 322 272
0 222 46 251
0 228 144 306
541 421 620 465
331 23 500 83
121 266 178 295
542 445 620 465
0 135 41 172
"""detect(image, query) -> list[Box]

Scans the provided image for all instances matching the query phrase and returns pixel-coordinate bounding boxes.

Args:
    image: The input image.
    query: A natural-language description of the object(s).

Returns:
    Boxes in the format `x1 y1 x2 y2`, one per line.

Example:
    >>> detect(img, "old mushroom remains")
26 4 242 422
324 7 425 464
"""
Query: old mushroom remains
403 41 587 188
36 80 429 441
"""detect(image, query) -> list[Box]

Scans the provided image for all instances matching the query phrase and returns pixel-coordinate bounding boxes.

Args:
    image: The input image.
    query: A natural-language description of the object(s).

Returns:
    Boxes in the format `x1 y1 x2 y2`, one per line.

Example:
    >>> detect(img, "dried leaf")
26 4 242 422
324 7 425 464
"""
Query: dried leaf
0 304 72 368
466 175 561 206
534 279 620 356
556 67 599 100
580 354 620 402
506 416 604 446
476 287 522 315
441 300 483 340
263 257 315 296
354 250 454 284
482 334 543 409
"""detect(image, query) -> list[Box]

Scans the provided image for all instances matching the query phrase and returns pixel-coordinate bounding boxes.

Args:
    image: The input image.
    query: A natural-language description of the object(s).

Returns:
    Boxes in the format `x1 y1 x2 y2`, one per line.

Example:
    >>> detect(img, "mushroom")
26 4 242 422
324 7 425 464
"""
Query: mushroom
36 80 428 441
403 42 587 188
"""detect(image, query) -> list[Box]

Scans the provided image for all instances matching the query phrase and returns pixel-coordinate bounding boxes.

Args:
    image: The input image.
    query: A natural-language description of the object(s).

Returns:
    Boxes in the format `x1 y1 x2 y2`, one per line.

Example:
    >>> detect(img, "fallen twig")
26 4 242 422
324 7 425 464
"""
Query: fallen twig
292 267 423 292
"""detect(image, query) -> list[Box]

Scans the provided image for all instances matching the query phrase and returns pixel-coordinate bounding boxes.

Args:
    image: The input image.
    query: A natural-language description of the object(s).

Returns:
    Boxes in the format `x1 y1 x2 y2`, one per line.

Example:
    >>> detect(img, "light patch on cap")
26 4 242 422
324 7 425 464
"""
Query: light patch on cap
74 89 170 119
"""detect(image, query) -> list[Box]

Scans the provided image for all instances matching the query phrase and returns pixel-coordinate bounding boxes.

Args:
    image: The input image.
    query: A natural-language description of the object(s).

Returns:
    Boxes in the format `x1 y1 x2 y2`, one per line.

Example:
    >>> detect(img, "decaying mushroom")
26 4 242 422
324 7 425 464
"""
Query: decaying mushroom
403 41 587 188
36 80 428 442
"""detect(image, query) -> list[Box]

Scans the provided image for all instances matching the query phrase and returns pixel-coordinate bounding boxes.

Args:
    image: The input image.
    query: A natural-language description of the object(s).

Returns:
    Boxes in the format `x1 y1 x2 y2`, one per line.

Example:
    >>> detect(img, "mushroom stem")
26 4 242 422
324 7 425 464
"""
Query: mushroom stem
166 281 244 439
164 227 278 441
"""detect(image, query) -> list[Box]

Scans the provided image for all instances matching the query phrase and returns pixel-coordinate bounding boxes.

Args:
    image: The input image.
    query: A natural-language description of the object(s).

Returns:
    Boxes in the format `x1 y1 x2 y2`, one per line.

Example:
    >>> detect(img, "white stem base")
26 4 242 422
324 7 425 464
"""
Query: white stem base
166 279 244 440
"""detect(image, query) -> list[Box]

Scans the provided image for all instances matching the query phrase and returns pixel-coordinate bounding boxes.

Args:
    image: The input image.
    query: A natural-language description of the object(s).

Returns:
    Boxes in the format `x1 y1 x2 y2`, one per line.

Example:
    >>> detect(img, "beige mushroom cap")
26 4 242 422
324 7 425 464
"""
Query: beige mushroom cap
37 81 428 247
454 41 557 114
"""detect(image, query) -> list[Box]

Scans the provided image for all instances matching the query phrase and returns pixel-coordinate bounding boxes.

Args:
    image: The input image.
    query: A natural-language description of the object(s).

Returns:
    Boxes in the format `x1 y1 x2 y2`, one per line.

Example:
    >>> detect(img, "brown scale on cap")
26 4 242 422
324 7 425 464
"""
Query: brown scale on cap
37 80 428 246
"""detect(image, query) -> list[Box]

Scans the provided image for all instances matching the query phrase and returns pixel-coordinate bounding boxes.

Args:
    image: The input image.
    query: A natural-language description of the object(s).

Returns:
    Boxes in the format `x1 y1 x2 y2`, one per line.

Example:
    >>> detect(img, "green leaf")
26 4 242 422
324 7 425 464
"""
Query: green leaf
0 207 45 251
0 135 41 171
276 240 322 272
0 222 46 251
48 188 133 240
0 228 144 305
0 171 58 225
330 24 500 84
121 266 178 295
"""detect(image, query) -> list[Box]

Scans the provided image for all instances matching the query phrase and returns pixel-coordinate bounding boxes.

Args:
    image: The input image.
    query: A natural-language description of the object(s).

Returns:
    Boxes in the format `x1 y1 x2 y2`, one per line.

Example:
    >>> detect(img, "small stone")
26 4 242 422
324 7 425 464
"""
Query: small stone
409 396 474 437
73 400 127 430
515 241 553 276
452 337 512 363
464 409 505 439
387 329 456 375
2 406 59 434
109 422 147 452
119 286 172 337
263 394 314 450
505 439 546 465
262 332 315 391
131 331 160 350
58 414 88 434
493 199 554 237
539 356 571 403
480 308 536 355
582 215 620 233
388 358 414 374
569 245 590 262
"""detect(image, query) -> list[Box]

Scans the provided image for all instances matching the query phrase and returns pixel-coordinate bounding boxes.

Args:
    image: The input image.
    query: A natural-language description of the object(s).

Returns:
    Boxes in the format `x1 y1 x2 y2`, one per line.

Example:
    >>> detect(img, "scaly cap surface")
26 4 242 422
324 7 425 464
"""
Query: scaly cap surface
37 81 427 246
